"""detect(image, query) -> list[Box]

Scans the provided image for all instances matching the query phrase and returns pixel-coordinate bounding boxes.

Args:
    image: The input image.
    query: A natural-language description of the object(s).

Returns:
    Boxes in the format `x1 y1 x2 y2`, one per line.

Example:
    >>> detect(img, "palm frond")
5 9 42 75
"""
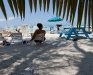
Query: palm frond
47 0 50 12
66 0 70 21
72 0 78 25
33 0 37 13
84 0 88 29
0 0 7 20
29 0 33 13
8 0 15 17
52 0 56 14
88 0 91 31
56 0 60 16
59 0 63 16
12 0 18 16
62 0 67 19
17 0 22 20
69 0 73 23
77 0 84 29
43 0 46 12
79 0 84 29
92 0 93 32
21 0 25 19
39 0 42 11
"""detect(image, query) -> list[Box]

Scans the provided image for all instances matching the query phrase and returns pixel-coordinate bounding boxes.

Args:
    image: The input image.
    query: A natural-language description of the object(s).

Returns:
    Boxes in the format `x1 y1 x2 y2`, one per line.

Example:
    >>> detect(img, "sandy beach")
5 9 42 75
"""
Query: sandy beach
0 34 93 75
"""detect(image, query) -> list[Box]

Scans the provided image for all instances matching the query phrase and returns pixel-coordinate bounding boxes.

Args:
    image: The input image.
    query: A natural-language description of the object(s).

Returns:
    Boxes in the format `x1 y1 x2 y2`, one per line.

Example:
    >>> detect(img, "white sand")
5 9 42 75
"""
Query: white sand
0 34 93 75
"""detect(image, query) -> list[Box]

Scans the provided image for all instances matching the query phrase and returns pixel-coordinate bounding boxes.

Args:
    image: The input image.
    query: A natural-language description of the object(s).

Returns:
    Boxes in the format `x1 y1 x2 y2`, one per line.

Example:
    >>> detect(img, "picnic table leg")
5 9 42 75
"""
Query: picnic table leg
73 30 78 37
66 32 72 40
84 33 90 39
59 33 63 37
82 28 90 39
66 34 71 40
66 29 78 40
66 28 73 40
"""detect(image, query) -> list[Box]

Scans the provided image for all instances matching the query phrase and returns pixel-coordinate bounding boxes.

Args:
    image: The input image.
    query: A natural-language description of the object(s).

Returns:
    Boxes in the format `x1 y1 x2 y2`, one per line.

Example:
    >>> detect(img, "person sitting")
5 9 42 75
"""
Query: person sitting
3 30 11 37
31 23 46 43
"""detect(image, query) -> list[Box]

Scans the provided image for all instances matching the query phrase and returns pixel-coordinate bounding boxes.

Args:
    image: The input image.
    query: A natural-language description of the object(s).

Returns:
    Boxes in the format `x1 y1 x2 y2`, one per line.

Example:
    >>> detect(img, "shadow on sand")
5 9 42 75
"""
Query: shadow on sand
0 36 93 75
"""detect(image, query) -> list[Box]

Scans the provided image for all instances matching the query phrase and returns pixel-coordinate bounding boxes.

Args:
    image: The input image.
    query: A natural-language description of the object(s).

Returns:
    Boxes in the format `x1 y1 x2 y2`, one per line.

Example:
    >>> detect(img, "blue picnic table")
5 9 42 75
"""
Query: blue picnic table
59 27 92 40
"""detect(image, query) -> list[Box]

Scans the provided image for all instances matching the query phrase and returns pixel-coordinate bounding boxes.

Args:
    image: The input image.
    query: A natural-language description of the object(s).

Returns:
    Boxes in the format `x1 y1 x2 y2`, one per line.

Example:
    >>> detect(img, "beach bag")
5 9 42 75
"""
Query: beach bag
3 40 10 46
3 40 6 45
23 40 26 44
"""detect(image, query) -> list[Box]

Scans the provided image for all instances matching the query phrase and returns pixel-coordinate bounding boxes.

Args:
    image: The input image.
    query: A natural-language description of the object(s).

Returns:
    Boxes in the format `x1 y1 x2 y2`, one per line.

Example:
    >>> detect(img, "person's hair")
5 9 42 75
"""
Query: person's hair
37 23 43 29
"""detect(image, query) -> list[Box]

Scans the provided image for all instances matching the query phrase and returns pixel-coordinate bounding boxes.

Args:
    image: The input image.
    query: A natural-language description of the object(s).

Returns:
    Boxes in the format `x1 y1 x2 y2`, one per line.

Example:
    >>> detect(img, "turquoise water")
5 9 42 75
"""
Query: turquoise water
30 25 62 33
30 25 92 33
30 26 54 33
3 25 68 33
2 25 91 33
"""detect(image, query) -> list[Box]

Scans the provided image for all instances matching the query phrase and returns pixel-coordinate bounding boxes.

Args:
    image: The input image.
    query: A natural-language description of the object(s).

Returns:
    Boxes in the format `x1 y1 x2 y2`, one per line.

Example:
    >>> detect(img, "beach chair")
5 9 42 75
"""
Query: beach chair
10 33 23 44
21 25 30 37
2 30 11 37
34 33 45 43
0 33 4 44
50 27 54 34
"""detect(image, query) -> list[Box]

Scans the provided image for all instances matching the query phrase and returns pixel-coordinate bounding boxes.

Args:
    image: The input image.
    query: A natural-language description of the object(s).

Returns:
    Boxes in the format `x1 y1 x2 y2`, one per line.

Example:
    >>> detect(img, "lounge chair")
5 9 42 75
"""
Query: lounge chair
34 33 45 43
0 33 4 44
21 25 30 37
10 33 23 44
2 30 11 37
50 27 54 34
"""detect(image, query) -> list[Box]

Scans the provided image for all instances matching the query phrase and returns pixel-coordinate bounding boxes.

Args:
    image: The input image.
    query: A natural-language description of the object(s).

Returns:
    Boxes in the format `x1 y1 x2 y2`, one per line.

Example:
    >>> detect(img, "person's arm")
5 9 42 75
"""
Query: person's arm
31 30 37 41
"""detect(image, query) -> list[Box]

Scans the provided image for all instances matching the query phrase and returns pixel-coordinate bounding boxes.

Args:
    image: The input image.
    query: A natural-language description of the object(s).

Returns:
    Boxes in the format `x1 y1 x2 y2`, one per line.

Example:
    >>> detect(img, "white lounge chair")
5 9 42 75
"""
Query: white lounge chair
34 33 45 43
10 33 23 44
21 25 30 37
0 33 4 44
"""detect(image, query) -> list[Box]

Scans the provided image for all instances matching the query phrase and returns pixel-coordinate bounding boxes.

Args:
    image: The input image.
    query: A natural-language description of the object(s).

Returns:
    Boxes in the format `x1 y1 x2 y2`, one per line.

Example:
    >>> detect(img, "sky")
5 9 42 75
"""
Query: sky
0 0 85 28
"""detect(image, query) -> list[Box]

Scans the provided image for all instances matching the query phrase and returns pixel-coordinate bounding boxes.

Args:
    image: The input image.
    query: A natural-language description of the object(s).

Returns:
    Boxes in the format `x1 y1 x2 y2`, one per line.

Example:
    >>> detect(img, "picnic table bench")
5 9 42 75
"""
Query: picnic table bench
59 27 92 40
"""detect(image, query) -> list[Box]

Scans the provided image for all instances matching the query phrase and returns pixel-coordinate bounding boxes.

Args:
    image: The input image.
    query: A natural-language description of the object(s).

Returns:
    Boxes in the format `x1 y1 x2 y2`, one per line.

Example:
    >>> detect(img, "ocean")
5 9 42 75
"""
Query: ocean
30 25 92 33
30 25 64 33
1 25 92 34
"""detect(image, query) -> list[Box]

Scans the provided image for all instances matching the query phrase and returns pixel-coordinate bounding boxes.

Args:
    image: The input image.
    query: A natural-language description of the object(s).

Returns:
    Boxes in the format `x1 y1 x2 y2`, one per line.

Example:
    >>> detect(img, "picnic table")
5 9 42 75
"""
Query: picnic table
59 27 92 40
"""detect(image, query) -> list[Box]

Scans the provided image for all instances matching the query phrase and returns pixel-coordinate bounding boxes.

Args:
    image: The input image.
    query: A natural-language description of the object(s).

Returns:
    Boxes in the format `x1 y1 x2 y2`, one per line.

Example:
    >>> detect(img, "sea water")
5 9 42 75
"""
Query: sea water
30 25 70 33
30 25 64 34
3 24 91 34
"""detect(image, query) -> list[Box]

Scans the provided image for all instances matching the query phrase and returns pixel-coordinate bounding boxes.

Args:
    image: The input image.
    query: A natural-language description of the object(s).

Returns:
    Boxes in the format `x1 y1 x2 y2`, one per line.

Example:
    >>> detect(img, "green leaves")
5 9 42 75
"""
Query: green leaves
52 0 56 14
8 0 15 17
29 0 33 13
56 0 60 16
33 0 37 13
84 0 88 29
62 0 67 19
43 0 46 12
12 0 18 16
39 0 42 11
0 0 7 20
47 0 50 12
59 0 63 16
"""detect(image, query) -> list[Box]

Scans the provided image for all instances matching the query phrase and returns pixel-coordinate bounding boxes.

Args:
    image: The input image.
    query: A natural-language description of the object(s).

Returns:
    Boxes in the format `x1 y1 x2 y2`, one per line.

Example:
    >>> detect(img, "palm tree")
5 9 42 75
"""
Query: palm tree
0 0 93 31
